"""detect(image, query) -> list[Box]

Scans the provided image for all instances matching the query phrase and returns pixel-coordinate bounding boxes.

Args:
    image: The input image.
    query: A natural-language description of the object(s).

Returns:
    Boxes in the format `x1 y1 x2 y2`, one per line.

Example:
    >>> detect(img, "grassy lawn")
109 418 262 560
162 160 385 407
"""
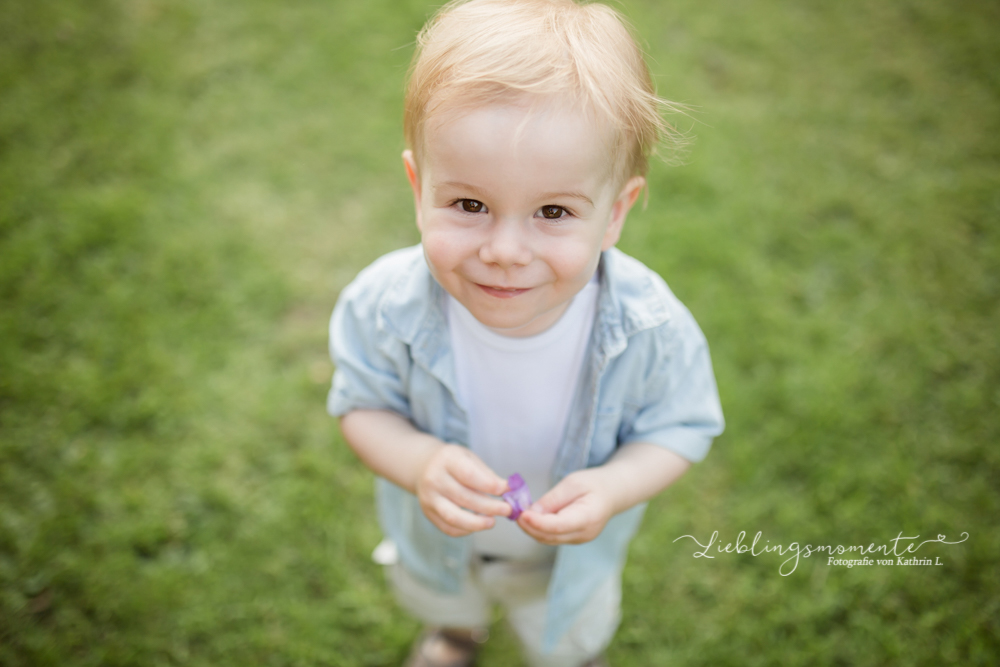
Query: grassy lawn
1 0 997 665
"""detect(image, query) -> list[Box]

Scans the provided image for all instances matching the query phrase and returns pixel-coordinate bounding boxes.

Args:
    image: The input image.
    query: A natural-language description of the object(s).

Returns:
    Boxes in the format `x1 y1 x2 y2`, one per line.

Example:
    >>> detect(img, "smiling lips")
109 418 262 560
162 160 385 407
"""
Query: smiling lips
477 283 531 298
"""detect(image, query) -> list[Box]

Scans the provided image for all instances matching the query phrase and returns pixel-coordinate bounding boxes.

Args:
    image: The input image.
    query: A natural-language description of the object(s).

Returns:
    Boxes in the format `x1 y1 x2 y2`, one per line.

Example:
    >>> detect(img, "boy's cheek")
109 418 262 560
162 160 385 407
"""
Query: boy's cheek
421 226 467 260
419 234 458 276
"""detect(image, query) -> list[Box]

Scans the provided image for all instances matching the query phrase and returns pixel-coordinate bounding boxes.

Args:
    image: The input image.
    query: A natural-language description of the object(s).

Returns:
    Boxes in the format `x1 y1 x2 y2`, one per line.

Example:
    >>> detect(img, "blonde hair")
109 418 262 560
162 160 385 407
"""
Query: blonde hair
403 0 686 185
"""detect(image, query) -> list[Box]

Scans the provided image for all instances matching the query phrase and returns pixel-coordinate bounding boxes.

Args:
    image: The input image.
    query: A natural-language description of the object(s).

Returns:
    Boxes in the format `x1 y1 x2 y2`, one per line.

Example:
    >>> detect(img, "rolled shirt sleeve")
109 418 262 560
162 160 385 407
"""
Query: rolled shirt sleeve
620 309 725 463
327 273 411 420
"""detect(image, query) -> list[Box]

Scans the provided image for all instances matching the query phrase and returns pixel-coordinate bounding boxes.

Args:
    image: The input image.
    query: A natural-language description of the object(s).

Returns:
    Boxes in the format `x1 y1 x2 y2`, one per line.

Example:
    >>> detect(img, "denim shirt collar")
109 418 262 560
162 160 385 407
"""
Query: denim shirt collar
377 252 462 403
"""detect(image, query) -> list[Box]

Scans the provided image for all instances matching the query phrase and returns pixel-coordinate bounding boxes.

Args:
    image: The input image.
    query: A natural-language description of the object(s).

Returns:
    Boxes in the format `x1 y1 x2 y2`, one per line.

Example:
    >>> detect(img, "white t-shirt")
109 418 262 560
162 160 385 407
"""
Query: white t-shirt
447 276 599 559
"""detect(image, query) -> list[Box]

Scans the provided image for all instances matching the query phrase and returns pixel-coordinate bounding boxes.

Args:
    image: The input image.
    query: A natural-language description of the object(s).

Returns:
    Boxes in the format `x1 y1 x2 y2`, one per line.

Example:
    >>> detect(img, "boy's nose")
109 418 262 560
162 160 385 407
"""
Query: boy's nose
479 217 532 268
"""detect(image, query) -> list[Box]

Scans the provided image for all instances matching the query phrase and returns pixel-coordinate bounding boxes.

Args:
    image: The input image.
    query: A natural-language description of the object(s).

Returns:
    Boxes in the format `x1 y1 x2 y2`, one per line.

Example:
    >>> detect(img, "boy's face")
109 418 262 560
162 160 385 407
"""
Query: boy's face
404 96 644 337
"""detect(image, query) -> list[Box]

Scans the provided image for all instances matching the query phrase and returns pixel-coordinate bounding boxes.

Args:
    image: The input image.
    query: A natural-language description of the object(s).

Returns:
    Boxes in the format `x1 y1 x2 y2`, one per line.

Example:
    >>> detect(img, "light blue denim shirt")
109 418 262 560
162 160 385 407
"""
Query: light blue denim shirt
328 244 724 651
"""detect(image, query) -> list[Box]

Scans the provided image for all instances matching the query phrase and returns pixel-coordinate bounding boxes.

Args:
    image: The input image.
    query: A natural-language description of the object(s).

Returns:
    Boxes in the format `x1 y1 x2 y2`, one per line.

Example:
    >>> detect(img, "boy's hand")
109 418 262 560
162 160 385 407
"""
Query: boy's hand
516 468 615 545
416 444 511 537
516 443 692 545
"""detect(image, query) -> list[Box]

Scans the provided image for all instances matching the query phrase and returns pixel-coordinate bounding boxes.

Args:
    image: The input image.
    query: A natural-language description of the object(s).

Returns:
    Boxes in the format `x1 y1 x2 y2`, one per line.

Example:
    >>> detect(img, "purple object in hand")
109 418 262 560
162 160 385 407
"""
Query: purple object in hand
502 473 533 520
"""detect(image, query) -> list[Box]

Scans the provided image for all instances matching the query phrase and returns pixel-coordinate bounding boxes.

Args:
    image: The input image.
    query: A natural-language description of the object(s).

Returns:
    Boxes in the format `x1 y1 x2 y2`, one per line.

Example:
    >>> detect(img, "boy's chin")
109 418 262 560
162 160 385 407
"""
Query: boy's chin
481 318 535 335
473 309 563 338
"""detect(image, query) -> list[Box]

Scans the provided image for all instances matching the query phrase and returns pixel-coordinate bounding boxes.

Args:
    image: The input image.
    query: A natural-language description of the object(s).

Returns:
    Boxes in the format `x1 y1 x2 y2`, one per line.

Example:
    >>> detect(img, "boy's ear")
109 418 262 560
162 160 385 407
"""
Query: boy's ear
601 176 645 251
402 150 423 230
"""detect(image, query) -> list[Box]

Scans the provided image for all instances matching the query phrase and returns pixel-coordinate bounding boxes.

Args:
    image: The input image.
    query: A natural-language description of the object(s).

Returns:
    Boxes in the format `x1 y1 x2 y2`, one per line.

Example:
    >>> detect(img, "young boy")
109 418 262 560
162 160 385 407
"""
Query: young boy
328 1 724 665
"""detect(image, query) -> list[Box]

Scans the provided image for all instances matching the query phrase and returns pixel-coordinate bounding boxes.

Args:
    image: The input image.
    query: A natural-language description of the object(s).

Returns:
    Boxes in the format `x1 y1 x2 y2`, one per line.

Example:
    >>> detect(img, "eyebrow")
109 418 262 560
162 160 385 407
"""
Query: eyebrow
436 181 595 207
437 181 490 198
537 191 595 207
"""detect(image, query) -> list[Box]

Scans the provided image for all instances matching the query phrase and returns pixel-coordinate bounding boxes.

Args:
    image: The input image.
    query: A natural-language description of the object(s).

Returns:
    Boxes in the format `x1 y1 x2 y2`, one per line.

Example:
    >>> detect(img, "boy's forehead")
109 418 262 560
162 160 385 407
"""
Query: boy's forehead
420 95 619 186
426 94 612 144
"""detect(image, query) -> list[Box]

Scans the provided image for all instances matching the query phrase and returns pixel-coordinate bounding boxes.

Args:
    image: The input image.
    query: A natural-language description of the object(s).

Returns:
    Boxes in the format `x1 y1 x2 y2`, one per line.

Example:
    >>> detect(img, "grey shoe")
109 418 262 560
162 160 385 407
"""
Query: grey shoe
403 627 489 667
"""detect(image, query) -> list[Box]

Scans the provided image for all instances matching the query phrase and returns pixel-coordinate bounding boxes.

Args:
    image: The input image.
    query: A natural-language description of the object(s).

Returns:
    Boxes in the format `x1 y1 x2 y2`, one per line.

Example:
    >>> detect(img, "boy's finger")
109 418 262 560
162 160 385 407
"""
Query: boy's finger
518 506 585 535
431 495 496 532
446 451 507 495
517 513 589 545
443 477 512 517
531 479 586 515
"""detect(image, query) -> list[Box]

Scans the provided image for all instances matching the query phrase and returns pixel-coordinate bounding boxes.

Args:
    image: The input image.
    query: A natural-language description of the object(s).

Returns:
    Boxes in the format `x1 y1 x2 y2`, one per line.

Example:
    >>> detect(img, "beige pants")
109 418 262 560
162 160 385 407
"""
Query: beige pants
386 555 620 667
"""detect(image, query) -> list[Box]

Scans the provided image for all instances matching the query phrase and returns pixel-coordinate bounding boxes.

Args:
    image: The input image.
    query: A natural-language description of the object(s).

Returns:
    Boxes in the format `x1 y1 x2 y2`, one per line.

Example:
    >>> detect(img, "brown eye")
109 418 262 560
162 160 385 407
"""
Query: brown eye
541 205 565 219
461 199 484 213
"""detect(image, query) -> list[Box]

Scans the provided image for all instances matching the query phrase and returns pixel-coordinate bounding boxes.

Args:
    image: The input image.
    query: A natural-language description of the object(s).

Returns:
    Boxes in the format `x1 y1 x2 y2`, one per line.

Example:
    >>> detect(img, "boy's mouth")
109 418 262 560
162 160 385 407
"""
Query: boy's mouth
477 284 530 299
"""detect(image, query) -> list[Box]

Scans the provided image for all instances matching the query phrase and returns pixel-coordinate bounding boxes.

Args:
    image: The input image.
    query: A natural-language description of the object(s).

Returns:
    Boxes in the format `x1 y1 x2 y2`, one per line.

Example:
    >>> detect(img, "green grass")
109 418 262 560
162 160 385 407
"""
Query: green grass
1 0 997 665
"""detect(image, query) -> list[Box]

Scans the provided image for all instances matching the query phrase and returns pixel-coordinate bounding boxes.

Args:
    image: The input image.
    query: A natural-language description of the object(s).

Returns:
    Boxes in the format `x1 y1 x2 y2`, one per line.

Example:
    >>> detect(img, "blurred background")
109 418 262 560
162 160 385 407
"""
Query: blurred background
1 0 997 664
